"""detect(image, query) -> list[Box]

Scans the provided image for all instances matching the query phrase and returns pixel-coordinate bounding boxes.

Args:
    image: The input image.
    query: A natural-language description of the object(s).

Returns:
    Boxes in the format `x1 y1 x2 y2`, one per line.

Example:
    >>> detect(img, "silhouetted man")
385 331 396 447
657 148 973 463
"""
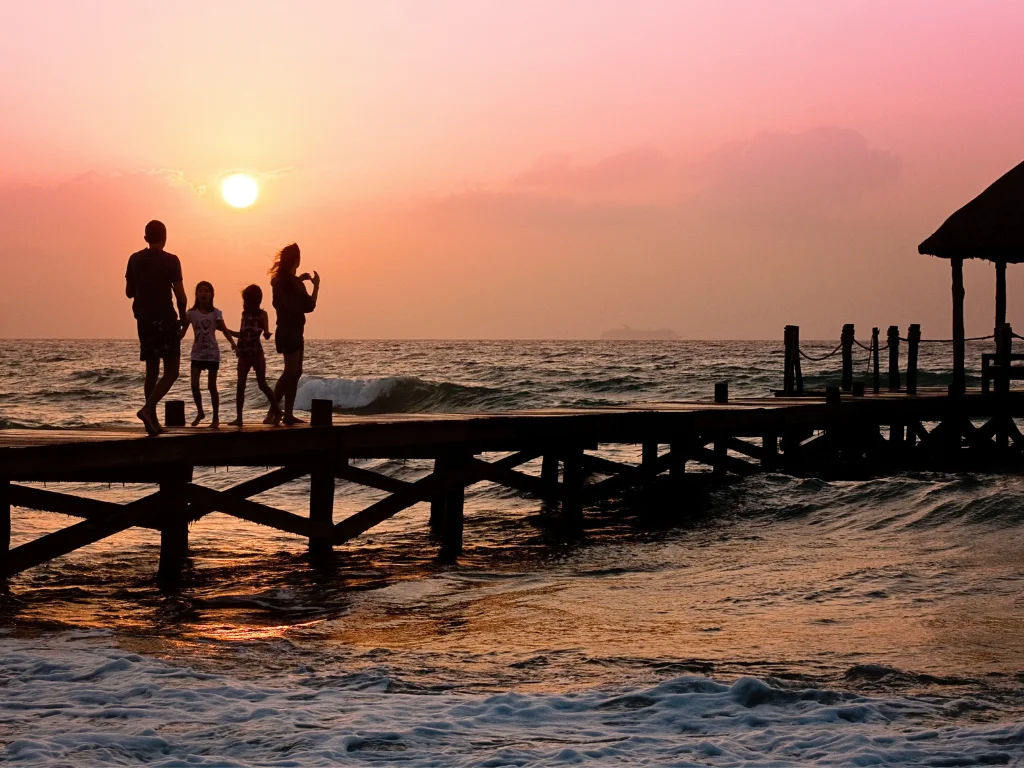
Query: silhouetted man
125 220 187 435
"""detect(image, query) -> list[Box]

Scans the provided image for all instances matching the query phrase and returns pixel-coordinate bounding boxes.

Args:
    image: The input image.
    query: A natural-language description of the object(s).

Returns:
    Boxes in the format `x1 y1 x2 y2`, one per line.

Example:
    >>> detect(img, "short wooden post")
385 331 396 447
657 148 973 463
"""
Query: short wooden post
157 465 192 581
871 328 881 393
793 326 803 394
825 386 841 406
164 400 186 428
641 442 658 468
852 382 865 397
887 326 901 391
440 456 467 559
714 381 729 403
906 324 921 395
783 325 803 395
309 454 335 559
951 257 966 396
841 324 855 392
562 447 584 527
311 399 333 427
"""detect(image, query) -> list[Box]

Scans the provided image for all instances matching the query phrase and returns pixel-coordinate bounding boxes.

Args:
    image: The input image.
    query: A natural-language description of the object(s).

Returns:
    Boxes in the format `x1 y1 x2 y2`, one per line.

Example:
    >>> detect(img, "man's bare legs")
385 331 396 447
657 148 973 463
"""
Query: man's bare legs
144 358 160 401
138 353 180 436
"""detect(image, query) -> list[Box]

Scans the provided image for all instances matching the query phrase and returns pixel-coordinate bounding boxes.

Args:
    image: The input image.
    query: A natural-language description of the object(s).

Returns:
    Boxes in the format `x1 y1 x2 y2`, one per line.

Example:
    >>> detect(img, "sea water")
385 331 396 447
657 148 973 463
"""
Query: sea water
0 339 1022 765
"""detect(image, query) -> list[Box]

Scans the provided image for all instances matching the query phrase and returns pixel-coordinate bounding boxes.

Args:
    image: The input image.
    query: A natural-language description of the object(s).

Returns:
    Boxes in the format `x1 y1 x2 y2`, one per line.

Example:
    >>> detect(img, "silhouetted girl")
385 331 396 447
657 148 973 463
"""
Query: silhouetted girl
229 284 278 426
180 281 236 427
266 244 319 425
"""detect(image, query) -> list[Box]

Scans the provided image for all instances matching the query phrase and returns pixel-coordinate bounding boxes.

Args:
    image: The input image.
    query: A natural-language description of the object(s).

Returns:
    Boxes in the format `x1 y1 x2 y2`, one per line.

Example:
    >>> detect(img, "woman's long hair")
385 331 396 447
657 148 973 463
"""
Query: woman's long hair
190 280 215 311
269 243 300 283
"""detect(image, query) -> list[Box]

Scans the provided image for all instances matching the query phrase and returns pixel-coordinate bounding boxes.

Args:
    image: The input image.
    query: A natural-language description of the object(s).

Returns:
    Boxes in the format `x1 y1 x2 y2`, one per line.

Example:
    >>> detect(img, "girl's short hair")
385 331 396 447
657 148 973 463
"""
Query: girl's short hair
241 284 263 313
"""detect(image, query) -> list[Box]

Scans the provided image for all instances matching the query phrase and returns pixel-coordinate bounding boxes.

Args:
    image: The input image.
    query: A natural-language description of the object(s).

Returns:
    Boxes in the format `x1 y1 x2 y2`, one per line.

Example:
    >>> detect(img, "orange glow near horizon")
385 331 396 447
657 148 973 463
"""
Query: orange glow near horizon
2 2 1024 339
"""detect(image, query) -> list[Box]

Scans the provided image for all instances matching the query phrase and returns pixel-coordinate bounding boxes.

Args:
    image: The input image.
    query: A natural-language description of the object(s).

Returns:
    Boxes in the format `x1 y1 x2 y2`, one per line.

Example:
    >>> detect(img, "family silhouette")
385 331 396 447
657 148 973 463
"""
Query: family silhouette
125 220 320 436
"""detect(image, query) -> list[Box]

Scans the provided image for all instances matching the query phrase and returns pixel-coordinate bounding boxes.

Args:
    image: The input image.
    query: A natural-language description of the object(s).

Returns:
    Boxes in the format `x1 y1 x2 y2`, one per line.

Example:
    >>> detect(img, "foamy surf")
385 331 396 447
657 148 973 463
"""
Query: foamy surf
294 375 514 413
1 635 1020 766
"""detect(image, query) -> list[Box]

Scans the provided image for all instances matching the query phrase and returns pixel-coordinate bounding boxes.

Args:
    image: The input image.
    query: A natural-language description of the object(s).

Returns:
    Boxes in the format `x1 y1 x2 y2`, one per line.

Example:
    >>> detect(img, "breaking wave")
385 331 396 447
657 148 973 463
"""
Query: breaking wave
295 376 523 413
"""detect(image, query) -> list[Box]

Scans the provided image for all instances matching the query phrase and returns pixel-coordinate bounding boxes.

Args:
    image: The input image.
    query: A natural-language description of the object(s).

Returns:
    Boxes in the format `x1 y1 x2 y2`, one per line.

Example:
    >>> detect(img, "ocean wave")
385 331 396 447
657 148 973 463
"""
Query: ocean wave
1 637 1019 767
295 376 521 413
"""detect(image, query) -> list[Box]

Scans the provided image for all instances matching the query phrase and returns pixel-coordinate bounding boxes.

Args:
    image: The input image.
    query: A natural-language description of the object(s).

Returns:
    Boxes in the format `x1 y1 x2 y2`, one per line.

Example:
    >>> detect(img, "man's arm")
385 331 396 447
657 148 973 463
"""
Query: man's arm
125 278 134 299
172 280 187 325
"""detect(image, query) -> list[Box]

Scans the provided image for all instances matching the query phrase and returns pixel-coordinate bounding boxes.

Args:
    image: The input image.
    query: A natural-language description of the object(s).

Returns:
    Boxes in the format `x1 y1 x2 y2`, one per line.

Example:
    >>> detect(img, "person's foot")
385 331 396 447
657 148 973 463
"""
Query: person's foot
210 418 220 429
263 410 277 425
137 407 162 436
191 410 206 427
228 418 243 427
282 415 305 425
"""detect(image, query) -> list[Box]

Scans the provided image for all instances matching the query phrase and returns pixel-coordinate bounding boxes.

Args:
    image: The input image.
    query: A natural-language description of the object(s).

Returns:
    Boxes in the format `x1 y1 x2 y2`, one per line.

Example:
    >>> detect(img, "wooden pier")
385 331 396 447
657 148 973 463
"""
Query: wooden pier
3 388 1024 583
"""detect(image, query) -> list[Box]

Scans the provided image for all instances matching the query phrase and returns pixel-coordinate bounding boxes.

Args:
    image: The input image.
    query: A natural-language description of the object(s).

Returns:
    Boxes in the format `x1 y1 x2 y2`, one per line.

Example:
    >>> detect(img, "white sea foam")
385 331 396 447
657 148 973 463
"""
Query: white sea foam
1 636 1019 766
294 376 404 411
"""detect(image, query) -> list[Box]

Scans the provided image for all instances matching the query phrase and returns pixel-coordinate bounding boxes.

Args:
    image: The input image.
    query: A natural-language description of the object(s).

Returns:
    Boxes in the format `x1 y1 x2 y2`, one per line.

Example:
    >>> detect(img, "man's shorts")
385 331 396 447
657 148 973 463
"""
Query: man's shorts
137 318 181 362
275 325 304 355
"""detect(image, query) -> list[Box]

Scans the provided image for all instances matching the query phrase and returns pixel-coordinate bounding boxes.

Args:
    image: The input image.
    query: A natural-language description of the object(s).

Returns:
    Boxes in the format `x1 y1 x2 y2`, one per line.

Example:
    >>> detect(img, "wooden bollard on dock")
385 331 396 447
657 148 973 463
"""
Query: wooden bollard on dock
841 324 855 392
783 325 803 395
906 324 921 395
714 381 729 403
311 399 333 427
887 326 901 391
852 382 865 397
164 400 186 428
871 328 881 393
825 386 841 406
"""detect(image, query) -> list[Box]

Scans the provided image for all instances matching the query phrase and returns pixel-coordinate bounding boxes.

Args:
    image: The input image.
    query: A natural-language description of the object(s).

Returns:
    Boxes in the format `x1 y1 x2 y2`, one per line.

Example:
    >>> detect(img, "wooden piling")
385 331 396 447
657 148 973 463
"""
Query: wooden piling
906 324 921 395
642 442 658 468
1 477 9 585
715 381 729 403
440 456 467 559
871 328 881 393
841 324 855 392
669 440 687 481
309 455 335 559
761 435 777 470
562 448 585 527
887 326 901 391
541 454 559 485
157 465 191 581
714 437 727 476
783 325 803 395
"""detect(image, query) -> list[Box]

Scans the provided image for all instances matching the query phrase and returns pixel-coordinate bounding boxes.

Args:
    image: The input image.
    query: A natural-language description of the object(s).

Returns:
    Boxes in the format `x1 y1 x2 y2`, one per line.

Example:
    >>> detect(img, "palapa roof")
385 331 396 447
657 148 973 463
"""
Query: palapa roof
919 160 1024 262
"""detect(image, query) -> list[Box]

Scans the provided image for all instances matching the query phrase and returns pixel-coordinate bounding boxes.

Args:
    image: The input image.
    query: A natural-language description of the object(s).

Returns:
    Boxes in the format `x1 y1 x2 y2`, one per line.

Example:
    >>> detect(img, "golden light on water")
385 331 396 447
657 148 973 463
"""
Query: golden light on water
221 173 259 208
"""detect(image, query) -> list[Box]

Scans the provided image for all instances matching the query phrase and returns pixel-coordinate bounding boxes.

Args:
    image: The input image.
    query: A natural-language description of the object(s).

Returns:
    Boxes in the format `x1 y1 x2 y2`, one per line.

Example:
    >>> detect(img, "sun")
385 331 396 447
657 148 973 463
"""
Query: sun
221 173 259 208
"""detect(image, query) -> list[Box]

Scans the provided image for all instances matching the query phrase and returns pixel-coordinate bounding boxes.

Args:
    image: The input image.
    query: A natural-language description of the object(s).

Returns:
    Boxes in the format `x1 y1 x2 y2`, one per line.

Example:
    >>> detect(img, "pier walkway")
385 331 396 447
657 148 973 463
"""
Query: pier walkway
2 388 1022 582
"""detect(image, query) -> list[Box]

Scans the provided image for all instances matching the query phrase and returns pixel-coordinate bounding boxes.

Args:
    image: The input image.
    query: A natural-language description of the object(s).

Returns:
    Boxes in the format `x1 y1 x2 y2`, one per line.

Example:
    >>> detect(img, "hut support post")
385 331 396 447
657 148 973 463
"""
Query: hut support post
888 326 901 391
158 465 192 581
952 257 966 395
996 260 1007 332
309 455 335 559
871 328 881 393
906 324 921 395
840 324 855 392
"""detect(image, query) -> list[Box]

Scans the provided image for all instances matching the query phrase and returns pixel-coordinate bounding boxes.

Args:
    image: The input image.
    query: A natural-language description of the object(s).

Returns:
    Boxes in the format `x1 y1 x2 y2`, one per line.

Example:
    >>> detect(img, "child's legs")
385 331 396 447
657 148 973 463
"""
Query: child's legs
253 359 277 409
207 368 220 417
190 365 204 412
236 363 250 419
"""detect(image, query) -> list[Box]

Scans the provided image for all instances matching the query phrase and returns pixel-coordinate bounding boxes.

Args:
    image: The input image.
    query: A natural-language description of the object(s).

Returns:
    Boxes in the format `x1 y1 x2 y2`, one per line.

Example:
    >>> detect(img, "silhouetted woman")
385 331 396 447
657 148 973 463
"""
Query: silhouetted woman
265 243 319 425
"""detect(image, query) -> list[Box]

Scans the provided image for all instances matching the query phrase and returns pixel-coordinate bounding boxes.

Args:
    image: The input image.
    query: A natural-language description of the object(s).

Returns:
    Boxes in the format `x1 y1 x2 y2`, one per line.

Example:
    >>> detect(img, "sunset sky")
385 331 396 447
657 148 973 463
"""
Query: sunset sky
2 0 1023 339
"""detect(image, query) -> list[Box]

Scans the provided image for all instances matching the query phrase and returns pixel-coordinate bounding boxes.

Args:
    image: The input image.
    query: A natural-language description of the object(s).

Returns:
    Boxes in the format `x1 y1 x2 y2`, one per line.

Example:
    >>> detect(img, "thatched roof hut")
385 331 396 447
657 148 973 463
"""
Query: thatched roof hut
918 160 1024 393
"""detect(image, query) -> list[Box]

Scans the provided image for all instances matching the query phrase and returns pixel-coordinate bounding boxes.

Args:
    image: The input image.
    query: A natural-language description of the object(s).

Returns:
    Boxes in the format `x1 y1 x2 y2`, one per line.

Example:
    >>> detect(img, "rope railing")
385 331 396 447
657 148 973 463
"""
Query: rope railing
798 343 842 362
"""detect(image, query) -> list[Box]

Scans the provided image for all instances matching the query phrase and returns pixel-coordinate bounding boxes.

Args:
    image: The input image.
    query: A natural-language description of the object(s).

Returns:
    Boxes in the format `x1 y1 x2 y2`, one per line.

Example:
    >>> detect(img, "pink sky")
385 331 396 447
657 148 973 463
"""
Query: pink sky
2 0 1024 339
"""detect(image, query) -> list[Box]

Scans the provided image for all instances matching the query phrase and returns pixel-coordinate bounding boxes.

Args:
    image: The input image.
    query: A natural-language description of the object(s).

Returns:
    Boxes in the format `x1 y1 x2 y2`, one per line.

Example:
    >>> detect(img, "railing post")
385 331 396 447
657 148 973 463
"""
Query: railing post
783 326 795 395
792 326 803 394
887 326 901 391
841 324 855 392
872 327 881 393
906 324 921 395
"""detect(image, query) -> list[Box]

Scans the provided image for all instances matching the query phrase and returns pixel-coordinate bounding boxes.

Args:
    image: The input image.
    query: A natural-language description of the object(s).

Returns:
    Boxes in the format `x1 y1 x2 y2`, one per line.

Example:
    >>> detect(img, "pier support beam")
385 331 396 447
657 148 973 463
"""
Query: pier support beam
562 448 584 528
1 478 9 587
309 455 336 559
435 452 470 560
158 465 192 582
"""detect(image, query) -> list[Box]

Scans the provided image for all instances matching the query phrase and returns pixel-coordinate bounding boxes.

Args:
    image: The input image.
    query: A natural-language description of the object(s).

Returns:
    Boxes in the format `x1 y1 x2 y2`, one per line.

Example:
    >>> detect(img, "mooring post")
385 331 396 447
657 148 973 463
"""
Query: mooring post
158 464 192 582
871 328 881 393
784 325 803 395
309 453 336 559
562 447 585 528
887 326 901 391
792 326 803 394
714 381 729 403
311 398 333 427
906 324 921 395
440 454 468 560
841 324 855 392
164 400 186 428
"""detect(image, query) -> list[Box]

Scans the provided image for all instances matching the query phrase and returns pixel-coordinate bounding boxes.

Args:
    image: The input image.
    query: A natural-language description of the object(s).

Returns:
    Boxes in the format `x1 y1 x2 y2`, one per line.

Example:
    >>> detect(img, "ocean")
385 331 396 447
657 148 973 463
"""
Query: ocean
1 339 1022 766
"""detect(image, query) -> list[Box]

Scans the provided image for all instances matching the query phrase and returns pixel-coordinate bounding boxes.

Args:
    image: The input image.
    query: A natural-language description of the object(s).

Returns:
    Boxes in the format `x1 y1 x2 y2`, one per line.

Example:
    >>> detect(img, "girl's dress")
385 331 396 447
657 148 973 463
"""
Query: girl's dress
236 311 266 376
187 308 222 371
